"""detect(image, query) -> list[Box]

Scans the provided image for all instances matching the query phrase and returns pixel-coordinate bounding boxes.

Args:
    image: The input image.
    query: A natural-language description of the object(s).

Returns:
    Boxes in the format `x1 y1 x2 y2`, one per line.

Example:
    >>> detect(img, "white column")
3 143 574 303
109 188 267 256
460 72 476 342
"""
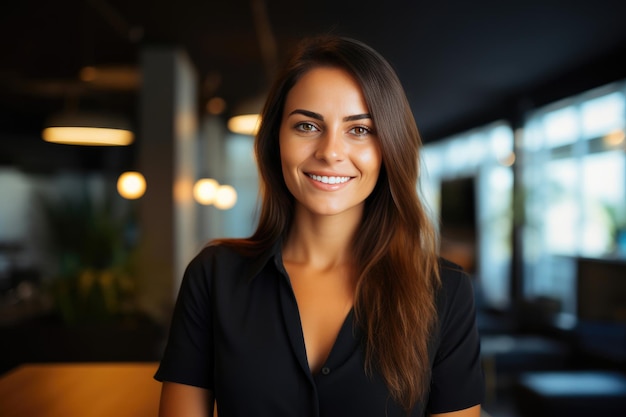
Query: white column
136 46 198 321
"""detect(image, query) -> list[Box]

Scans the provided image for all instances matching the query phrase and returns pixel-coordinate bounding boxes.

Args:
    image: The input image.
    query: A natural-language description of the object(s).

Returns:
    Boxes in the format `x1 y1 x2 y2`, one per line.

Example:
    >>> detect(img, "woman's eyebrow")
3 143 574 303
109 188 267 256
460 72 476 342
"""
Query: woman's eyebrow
288 109 371 122
288 109 323 121
343 113 371 122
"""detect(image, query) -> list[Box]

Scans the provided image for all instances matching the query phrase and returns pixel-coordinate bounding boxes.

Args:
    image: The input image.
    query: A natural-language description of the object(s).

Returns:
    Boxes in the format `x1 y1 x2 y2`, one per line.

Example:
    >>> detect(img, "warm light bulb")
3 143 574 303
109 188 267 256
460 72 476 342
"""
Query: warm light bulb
193 178 219 205
499 152 516 167
206 97 227 115
603 130 625 147
117 171 146 199
214 185 237 210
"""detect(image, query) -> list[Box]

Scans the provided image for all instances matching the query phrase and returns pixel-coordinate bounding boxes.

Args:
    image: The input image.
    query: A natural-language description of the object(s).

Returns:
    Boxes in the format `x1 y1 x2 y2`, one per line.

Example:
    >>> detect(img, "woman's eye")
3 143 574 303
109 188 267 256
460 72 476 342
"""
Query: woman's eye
295 122 319 132
350 126 371 136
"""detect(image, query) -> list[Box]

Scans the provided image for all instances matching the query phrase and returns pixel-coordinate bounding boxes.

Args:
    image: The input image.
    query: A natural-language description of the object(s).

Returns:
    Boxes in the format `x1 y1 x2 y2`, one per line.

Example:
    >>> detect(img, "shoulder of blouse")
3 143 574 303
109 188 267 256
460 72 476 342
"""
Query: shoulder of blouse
438 258 471 288
185 239 282 283
435 257 476 317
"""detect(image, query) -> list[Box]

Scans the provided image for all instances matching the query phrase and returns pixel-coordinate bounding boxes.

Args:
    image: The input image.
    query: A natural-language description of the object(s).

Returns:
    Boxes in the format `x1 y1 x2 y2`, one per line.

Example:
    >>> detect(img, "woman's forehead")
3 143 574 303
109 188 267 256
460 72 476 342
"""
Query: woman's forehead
283 67 368 117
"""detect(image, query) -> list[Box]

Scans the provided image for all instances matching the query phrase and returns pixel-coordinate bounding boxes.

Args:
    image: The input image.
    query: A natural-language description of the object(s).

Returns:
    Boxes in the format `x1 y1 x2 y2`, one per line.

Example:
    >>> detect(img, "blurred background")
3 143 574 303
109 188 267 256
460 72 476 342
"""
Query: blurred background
1 1 625 416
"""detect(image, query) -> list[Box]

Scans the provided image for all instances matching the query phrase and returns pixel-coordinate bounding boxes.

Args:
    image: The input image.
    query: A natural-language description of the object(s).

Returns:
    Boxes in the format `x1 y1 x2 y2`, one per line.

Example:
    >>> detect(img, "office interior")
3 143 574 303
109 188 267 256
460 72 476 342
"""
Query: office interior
1 1 626 416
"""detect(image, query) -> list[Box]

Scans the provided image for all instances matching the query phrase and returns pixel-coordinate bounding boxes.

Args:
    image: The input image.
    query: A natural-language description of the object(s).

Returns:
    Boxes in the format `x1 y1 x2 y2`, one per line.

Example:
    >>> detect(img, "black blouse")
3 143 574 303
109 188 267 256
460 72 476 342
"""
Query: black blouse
155 242 484 416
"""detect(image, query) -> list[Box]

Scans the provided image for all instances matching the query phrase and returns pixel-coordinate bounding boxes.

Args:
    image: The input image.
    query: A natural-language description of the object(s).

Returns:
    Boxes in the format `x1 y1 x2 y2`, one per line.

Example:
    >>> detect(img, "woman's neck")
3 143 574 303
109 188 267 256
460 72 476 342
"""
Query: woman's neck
282 205 362 270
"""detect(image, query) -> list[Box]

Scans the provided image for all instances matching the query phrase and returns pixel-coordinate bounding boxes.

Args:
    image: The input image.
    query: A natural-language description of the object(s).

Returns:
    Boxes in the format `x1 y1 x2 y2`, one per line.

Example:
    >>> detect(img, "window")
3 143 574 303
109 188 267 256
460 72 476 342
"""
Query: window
520 82 626 316
422 122 514 309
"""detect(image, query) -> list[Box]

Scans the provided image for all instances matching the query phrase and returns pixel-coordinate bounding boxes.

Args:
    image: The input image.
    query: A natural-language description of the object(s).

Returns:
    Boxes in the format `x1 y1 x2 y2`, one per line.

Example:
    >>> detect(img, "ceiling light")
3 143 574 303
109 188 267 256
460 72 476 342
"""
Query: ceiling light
227 114 261 136
227 93 265 136
78 65 141 91
42 112 134 146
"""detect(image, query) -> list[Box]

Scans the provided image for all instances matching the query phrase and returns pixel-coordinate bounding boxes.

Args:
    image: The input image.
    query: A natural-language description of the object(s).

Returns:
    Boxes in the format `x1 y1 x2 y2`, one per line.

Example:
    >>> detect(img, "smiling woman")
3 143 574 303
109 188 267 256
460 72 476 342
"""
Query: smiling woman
154 35 484 417
279 66 381 219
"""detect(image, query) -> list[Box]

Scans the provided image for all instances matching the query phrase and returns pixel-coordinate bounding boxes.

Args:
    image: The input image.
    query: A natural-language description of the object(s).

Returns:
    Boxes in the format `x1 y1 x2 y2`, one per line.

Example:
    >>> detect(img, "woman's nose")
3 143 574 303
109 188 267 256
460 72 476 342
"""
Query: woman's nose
314 130 345 162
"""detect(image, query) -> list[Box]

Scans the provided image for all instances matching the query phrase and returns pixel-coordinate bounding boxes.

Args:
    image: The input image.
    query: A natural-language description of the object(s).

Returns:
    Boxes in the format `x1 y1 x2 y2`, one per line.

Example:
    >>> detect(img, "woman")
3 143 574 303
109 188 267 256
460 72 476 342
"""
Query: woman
156 35 484 417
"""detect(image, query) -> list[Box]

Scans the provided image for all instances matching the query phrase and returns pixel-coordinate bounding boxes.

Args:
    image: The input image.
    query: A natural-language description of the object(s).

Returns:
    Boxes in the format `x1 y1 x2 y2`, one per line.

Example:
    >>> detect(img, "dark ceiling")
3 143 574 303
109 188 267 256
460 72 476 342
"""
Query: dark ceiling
1 0 626 172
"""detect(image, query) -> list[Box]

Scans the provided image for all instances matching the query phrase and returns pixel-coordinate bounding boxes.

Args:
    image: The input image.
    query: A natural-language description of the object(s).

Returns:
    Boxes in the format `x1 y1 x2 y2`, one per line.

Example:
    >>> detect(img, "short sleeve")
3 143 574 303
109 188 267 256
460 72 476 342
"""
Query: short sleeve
154 248 215 389
427 265 484 413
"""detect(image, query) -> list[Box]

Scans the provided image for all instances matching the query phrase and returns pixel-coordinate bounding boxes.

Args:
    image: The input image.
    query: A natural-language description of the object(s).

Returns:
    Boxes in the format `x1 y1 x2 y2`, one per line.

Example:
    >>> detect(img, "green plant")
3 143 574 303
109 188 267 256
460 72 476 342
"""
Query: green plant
37 188 137 325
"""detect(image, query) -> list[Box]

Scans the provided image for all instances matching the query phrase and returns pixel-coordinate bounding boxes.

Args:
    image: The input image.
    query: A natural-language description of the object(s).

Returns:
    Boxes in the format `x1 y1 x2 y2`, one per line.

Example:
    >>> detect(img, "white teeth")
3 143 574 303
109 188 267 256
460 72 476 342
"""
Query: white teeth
308 174 351 184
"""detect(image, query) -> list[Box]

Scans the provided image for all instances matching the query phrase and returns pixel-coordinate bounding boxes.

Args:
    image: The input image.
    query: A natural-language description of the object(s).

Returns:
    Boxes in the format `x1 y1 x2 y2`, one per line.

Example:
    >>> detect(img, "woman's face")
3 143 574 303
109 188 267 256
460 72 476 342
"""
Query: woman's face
279 66 382 218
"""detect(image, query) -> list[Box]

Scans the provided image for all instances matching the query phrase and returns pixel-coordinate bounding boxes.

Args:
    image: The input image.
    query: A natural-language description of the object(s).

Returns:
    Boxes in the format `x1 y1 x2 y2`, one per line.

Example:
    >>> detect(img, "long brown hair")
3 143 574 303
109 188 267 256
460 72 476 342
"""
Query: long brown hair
217 35 440 411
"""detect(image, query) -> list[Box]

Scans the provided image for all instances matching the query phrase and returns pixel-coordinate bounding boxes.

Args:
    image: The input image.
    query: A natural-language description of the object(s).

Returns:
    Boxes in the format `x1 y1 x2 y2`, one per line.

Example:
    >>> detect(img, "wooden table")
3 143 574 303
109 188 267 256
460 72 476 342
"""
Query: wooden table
0 362 161 417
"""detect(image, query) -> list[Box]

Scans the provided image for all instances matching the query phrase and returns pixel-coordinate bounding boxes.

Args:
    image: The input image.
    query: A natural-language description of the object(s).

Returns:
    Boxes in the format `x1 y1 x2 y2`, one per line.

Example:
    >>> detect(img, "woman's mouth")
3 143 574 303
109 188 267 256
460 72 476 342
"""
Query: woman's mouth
307 174 351 184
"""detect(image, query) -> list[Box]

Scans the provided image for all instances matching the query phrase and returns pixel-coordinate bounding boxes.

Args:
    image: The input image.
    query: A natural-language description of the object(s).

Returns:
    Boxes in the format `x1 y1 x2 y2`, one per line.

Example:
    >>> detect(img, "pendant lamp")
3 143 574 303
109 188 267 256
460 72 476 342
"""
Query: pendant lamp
42 111 134 146
226 93 265 136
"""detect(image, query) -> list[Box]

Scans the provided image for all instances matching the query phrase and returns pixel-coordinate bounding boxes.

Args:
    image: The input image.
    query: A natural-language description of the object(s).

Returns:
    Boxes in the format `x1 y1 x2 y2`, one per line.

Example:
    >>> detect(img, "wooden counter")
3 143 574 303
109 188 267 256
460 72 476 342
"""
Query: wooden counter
0 362 161 417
